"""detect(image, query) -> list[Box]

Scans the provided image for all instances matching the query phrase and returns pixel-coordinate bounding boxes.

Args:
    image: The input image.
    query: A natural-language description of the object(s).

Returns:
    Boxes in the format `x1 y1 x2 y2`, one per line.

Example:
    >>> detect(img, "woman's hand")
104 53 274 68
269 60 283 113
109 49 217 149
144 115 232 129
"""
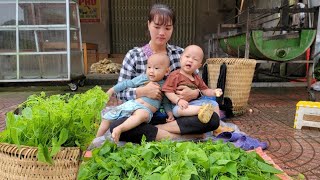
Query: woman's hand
105 88 122 106
106 94 123 106
177 99 189 109
175 85 199 101
137 82 162 100
166 112 175 122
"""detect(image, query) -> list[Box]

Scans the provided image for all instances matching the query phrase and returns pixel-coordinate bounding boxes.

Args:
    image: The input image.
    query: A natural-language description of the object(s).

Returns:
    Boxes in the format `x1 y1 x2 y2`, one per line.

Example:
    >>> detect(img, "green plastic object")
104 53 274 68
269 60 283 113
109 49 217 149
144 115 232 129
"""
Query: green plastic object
219 30 316 61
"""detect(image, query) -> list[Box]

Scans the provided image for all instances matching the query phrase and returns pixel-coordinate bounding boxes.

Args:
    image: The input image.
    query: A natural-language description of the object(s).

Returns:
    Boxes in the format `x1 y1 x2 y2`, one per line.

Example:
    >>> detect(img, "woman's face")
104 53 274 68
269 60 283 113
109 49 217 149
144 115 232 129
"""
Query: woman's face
148 15 173 46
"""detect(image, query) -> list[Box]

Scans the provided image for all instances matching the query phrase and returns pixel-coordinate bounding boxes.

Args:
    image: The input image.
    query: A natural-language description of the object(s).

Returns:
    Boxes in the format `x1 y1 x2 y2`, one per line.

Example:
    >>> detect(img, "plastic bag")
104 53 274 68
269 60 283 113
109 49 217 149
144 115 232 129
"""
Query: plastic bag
311 81 320 91
88 135 106 150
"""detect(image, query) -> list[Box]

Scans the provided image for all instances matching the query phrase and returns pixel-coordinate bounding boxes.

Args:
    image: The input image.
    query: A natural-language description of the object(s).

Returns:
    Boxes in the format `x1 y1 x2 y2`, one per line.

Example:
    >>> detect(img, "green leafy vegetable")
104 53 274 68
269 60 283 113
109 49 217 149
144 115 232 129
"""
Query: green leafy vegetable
0 86 108 164
78 140 285 180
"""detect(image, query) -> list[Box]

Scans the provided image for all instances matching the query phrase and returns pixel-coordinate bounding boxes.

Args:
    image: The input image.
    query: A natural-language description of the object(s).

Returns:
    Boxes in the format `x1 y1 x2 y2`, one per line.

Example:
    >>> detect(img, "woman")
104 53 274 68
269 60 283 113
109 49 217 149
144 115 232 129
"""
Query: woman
109 3 220 143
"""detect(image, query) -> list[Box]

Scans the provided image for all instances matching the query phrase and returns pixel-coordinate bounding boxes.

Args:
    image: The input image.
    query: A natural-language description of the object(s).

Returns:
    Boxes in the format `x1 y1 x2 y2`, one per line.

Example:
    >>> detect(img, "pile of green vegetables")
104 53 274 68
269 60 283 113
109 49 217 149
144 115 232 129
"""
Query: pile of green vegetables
78 139 284 180
0 86 108 164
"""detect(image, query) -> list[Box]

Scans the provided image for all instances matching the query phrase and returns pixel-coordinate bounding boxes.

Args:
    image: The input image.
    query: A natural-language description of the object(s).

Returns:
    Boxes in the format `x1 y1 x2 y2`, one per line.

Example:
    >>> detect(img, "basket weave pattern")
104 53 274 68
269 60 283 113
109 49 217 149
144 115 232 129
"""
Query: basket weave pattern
206 58 256 115
0 143 81 180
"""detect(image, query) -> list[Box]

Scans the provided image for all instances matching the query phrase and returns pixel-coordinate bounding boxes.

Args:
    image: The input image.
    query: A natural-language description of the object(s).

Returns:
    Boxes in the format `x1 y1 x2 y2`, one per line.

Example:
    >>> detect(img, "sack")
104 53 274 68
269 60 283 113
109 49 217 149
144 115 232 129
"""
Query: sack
217 97 234 118
311 81 320 91
204 62 233 118
202 63 209 85
215 62 233 117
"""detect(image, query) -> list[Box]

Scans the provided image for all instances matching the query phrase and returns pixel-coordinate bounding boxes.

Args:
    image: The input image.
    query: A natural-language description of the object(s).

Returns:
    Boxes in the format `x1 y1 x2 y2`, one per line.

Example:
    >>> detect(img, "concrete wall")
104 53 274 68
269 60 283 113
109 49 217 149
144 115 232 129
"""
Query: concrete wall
80 0 110 59
80 0 235 59
195 0 236 56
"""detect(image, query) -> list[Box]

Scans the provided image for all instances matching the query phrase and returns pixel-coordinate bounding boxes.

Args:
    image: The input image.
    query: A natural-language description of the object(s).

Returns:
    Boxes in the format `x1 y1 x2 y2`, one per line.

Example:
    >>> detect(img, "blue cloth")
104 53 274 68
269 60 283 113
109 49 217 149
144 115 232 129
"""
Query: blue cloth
102 100 153 123
172 96 219 117
113 74 172 113
214 132 268 151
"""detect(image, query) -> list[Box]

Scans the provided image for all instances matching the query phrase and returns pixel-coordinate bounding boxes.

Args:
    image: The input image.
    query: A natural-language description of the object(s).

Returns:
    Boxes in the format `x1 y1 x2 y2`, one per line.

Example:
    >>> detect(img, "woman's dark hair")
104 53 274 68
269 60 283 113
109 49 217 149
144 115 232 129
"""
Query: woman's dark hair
148 3 176 26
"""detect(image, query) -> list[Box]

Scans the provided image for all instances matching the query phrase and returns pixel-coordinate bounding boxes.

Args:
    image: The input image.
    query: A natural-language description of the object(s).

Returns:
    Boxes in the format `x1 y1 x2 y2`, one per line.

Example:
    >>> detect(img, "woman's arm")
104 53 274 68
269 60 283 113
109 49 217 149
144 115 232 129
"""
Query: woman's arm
136 82 162 100
175 86 200 102
116 51 137 101
116 49 162 101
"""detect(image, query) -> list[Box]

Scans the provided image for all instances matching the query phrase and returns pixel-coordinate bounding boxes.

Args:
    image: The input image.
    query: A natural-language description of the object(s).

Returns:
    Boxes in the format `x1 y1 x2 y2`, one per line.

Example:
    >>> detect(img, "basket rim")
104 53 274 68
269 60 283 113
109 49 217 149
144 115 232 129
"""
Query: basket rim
206 58 257 65
0 142 81 158
206 58 256 60
0 142 80 150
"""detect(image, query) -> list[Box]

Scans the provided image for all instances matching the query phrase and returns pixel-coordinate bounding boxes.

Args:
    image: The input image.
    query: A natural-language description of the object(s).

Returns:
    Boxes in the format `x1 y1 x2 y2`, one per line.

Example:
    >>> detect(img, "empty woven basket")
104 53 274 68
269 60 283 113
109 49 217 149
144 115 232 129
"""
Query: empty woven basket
0 143 81 180
206 58 256 115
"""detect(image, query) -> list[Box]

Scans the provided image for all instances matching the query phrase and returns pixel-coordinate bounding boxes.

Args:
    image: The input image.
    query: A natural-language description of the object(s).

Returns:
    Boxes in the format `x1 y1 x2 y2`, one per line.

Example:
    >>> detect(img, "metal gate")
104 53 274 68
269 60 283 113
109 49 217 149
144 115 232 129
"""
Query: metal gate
110 0 196 54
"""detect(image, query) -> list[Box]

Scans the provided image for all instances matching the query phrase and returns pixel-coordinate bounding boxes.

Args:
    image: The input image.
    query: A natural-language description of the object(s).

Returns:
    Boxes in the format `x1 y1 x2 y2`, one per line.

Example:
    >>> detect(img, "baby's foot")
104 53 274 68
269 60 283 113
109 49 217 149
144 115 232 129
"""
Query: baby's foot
111 127 122 143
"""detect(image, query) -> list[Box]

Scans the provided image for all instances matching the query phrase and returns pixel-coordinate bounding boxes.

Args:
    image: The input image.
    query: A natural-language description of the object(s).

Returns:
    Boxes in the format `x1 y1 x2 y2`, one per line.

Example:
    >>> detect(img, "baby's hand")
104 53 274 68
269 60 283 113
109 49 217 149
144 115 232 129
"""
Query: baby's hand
215 88 223 97
177 99 189 109
166 112 175 122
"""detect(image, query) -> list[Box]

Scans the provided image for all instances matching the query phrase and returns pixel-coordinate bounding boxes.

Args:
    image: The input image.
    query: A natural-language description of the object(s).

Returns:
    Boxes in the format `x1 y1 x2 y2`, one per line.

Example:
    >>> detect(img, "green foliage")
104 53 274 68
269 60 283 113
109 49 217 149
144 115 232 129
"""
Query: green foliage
0 86 108 164
314 65 320 81
78 140 284 180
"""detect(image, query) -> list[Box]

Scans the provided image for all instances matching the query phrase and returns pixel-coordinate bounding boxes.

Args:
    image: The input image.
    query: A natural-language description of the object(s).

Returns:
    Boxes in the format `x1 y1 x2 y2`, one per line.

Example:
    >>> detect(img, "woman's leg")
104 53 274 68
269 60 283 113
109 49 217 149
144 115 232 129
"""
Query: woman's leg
213 106 220 117
155 128 204 141
110 118 158 143
109 113 220 143
156 113 220 135
175 113 220 134
155 120 181 134
109 118 202 143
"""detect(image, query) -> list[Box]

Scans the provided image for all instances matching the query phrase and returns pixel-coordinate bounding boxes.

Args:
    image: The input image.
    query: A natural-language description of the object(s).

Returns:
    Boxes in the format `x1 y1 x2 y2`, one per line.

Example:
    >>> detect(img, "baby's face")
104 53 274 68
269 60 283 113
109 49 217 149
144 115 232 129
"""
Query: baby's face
180 46 203 74
146 54 169 82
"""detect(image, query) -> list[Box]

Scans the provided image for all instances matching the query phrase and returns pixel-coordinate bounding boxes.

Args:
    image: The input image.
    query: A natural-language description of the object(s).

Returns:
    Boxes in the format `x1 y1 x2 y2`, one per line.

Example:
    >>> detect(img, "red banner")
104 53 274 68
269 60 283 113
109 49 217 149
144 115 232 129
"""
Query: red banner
78 0 101 23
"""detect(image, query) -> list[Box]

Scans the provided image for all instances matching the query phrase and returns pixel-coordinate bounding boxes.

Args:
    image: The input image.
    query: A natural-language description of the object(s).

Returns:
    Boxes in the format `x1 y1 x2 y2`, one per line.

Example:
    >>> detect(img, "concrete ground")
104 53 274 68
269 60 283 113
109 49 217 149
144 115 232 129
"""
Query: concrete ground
1 85 320 179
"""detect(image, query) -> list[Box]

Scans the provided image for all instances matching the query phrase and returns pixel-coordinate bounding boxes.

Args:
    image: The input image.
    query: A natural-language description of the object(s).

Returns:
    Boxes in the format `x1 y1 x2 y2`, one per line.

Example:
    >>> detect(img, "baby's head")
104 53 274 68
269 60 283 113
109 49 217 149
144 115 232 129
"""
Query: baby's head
180 45 204 74
146 53 170 82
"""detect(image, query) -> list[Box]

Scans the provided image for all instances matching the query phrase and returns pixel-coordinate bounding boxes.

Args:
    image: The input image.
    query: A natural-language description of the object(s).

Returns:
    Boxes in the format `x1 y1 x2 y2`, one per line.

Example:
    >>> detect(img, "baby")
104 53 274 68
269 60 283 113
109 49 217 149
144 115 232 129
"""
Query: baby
162 45 223 123
96 53 173 143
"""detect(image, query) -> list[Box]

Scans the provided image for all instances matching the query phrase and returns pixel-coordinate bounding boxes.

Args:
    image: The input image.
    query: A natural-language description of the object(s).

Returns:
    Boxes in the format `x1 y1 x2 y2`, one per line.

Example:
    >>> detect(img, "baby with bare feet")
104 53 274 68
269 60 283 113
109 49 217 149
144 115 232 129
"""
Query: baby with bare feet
162 45 232 134
162 45 222 123
96 53 174 143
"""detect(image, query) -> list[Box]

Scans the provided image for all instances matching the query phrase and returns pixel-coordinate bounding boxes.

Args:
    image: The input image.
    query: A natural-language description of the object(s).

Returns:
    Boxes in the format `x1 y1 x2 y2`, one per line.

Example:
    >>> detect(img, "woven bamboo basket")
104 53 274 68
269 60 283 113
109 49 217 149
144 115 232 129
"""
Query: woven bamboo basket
206 58 256 115
0 143 81 180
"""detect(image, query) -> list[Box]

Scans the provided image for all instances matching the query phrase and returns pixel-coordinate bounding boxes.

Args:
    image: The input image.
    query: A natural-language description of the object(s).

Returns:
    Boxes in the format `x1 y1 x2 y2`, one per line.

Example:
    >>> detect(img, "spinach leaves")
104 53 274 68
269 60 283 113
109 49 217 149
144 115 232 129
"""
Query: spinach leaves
78 140 283 179
0 86 108 164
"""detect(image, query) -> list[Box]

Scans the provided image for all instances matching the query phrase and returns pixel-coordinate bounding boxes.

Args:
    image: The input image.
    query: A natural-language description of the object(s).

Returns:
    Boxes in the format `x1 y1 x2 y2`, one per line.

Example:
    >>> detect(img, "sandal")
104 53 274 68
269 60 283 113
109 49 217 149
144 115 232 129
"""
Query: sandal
215 132 242 142
234 136 268 151
213 126 235 136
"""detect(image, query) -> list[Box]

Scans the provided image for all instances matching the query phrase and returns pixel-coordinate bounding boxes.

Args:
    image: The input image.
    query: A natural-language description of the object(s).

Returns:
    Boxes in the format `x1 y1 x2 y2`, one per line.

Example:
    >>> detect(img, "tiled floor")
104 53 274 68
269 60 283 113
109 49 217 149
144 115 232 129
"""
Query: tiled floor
1 86 320 179
230 87 320 180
